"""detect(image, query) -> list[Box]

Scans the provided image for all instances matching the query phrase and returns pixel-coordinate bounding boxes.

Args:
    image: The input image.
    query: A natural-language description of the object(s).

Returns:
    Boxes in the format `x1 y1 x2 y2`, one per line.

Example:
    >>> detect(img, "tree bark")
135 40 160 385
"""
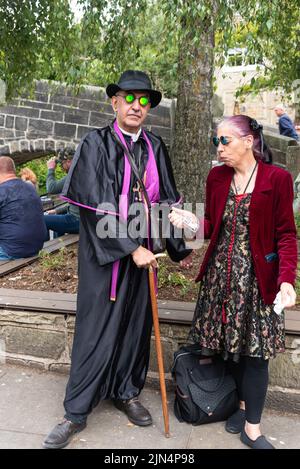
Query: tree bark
170 5 215 206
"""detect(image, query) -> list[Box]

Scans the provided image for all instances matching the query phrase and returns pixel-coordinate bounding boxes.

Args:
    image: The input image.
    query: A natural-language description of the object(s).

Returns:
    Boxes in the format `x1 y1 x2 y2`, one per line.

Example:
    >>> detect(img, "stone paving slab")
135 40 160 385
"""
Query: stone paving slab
0 364 299 449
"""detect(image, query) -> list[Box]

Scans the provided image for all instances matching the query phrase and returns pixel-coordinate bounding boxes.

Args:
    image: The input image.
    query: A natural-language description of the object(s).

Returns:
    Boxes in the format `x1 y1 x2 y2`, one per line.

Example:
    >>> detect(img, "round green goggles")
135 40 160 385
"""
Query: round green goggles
117 93 150 107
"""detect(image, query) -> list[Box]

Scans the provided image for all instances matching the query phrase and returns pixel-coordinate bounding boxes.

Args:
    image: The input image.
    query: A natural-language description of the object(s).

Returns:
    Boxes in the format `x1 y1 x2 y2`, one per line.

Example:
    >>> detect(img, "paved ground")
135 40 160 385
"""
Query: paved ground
0 363 299 449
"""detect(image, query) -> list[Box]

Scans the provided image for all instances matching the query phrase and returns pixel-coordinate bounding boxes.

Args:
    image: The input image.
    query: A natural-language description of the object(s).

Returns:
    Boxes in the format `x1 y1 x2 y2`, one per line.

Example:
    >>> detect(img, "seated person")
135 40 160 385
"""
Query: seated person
274 104 299 141
44 148 80 239
20 167 38 191
0 156 47 260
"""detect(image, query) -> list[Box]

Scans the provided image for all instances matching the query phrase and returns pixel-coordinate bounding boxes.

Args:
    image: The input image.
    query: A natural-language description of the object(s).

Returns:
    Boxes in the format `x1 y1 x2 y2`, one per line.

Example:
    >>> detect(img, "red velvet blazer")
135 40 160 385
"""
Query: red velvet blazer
196 161 297 305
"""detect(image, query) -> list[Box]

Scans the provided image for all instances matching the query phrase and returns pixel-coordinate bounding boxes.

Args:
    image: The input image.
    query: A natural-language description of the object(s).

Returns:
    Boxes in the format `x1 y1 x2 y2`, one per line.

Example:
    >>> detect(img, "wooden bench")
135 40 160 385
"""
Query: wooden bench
0 233 79 278
0 288 298 334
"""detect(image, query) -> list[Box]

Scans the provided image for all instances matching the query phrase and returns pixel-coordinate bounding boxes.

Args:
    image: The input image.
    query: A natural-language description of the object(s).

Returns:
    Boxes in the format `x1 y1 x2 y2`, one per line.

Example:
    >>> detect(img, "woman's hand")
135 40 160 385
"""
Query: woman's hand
280 282 297 308
168 207 199 231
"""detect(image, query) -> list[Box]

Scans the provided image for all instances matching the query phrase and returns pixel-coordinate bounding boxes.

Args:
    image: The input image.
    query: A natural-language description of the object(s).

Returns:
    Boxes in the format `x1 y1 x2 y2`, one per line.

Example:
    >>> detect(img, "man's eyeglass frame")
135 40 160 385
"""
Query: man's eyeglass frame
115 93 151 107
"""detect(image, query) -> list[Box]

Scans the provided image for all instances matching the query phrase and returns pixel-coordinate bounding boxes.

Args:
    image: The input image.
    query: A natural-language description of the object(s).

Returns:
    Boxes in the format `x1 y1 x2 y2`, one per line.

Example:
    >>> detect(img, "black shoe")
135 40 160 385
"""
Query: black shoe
113 397 153 426
225 408 245 434
43 419 86 449
240 428 275 449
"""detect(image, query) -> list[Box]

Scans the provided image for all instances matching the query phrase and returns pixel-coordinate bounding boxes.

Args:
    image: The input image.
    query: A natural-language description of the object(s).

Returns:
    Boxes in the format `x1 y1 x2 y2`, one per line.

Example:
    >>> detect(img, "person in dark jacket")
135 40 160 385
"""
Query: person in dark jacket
274 104 299 141
0 156 47 259
43 70 193 449
169 115 297 449
44 147 80 239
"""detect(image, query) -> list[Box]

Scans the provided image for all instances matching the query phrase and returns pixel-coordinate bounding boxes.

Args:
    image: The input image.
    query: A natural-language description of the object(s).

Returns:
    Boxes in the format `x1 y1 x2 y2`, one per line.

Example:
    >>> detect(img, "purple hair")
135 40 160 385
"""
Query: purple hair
218 115 272 163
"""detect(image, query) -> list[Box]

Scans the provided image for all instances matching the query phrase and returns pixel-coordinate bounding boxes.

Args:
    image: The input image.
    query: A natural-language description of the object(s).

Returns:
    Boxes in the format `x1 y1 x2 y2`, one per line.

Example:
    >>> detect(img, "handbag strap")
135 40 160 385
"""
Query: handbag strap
110 126 152 213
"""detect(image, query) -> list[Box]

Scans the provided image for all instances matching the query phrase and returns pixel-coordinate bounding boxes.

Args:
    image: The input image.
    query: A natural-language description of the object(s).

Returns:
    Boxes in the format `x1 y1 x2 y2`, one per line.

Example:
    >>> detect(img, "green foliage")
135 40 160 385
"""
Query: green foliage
16 157 65 194
1 1 299 102
158 258 198 299
0 1 81 99
39 247 66 271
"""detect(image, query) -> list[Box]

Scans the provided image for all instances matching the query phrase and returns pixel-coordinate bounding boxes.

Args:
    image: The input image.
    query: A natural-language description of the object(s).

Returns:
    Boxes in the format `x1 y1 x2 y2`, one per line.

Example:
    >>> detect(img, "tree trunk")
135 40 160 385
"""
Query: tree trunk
170 6 215 206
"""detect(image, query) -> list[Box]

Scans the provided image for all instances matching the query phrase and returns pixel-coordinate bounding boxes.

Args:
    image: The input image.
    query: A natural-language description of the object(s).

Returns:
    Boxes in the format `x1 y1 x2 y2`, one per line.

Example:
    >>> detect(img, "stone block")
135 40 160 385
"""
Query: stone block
78 99 108 113
145 125 170 144
5 115 14 128
145 113 171 128
20 100 52 110
45 140 56 152
40 110 64 122
266 385 300 414
9 140 20 154
35 92 49 103
0 114 4 126
49 363 71 374
15 130 25 138
35 80 50 94
76 125 94 140
149 336 175 373
54 122 76 138
89 112 111 128
28 118 54 134
0 309 66 329
272 148 286 166
0 105 39 118
0 145 10 155
0 128 14 138
34 140 45 152
20 140 30 152
0 326 65 359
5 355 46 371
269 351 300 388
65 109 89 125
50 95 79 107
15 117 28 131
55 140 70 151
264 132 293 152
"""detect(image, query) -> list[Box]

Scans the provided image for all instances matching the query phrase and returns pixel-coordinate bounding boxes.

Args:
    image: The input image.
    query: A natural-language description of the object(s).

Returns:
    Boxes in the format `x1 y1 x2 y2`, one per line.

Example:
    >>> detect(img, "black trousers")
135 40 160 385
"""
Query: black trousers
227 356 269 424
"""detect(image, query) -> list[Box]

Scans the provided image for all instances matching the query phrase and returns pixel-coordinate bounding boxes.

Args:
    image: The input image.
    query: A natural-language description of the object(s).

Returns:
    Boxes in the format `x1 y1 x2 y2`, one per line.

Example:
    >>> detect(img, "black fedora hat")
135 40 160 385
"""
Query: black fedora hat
106 70 162 108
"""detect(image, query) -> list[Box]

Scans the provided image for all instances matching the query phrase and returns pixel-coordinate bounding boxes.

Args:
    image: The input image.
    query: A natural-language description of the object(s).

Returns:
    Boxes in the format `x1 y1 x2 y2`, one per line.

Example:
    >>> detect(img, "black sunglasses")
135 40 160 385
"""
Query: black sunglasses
212 136 232 147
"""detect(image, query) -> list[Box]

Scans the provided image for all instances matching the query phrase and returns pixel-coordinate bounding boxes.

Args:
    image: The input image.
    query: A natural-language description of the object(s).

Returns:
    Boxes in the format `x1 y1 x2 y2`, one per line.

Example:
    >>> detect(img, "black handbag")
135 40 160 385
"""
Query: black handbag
111 127 166 254
171 345 239 425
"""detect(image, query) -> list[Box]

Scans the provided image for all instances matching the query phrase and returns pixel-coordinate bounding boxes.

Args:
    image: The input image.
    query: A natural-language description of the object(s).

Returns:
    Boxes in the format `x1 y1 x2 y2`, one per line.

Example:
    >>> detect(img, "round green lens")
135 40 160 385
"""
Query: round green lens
125 94 135 103
139 96 149 107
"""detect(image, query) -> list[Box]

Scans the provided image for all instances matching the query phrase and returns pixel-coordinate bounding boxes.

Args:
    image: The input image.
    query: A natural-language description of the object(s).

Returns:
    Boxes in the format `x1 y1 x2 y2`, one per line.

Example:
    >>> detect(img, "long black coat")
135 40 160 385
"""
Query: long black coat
61 125 191 421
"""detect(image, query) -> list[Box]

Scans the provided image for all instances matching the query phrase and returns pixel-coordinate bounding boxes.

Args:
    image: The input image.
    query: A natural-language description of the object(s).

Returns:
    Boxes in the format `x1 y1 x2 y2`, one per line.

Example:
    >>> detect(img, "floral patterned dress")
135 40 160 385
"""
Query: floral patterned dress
189 187 285 362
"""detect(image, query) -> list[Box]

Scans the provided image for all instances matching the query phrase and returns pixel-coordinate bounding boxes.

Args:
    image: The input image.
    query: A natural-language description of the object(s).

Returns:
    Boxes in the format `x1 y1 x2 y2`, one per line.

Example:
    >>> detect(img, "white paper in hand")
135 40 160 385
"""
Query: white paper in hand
273 292 289 315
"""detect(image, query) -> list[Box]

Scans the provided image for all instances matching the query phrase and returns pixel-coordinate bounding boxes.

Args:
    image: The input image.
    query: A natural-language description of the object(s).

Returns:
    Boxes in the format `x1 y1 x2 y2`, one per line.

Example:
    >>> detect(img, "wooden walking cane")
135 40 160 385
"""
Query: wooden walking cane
148 253 170 438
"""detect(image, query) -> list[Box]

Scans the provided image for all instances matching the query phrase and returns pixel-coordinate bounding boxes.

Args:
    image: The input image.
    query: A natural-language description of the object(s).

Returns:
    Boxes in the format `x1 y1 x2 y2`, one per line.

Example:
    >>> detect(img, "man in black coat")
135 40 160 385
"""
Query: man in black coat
43 70 193 449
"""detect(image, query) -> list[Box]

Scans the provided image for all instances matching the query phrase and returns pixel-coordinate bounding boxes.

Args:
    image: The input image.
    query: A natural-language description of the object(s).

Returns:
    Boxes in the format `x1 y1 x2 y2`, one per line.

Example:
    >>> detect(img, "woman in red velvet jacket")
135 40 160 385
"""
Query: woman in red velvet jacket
169 115 297 450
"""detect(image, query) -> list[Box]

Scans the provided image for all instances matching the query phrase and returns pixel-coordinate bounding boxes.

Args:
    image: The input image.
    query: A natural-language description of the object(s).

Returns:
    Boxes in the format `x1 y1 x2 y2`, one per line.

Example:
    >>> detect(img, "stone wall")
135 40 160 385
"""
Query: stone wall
214 64 297 126
264 131 300 180
0 307 299 413
0 80 172 163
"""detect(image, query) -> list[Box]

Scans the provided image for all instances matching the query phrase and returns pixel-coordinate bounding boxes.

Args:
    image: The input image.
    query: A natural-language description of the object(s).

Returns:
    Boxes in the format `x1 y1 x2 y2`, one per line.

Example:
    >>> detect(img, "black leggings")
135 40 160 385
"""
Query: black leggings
227 356 269 424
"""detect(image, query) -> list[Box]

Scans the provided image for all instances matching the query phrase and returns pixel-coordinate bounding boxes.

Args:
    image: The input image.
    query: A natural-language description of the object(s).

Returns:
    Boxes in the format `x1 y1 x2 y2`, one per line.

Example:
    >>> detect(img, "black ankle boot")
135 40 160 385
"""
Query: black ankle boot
43 419 86 449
